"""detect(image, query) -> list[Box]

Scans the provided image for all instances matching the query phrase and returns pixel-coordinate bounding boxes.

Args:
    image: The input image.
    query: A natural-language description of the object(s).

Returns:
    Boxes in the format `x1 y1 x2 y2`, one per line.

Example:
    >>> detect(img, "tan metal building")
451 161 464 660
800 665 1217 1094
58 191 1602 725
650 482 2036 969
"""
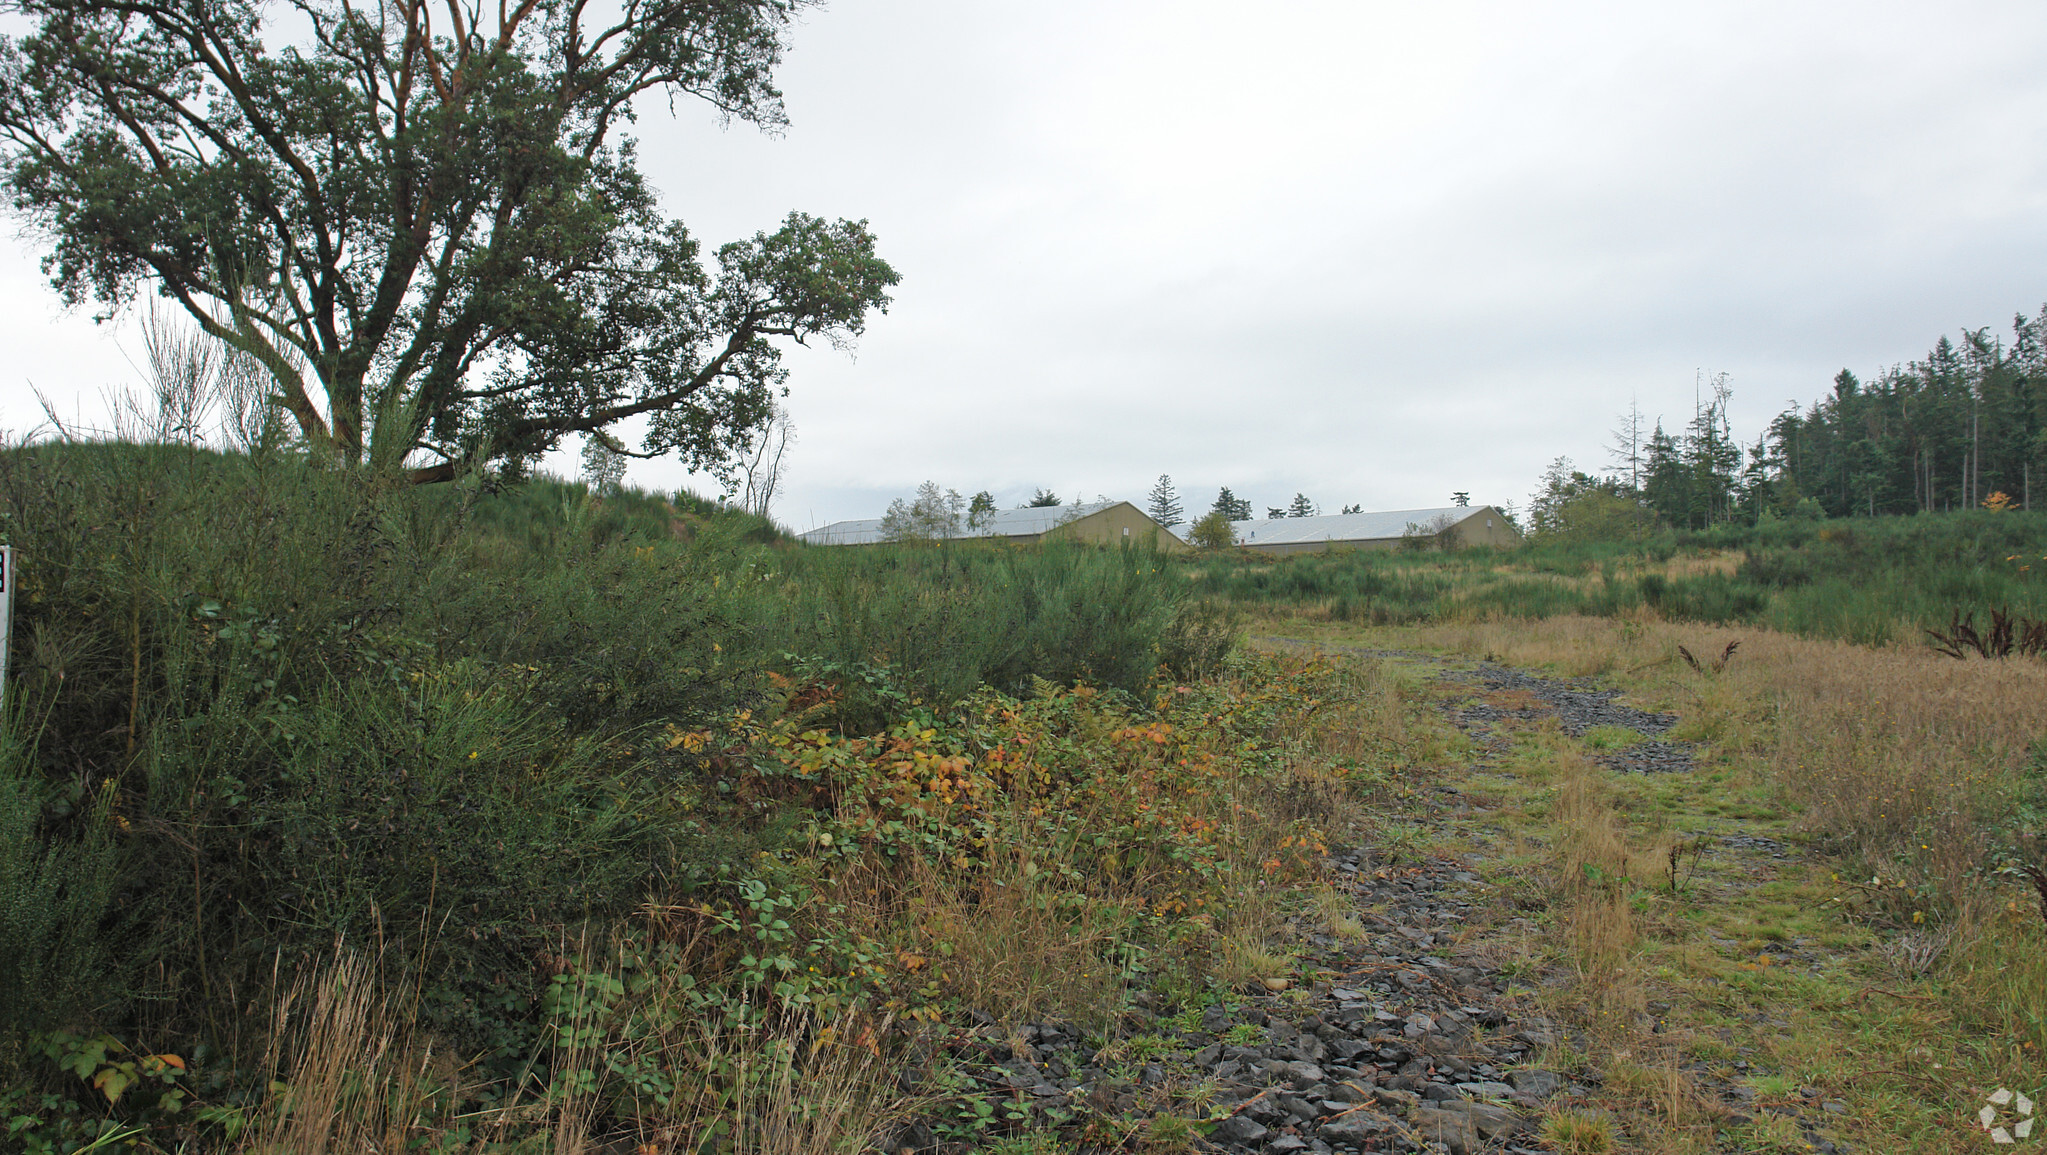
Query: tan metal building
800 500 1190 552
1234 505 1520 555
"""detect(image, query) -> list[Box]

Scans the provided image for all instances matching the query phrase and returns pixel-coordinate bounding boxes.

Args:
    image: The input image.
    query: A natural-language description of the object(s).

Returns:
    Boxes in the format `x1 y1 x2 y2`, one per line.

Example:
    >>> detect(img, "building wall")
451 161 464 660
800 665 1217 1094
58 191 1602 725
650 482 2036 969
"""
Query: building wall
1040 503 1191 552
1238 507 1521 555
1451 507 1522 549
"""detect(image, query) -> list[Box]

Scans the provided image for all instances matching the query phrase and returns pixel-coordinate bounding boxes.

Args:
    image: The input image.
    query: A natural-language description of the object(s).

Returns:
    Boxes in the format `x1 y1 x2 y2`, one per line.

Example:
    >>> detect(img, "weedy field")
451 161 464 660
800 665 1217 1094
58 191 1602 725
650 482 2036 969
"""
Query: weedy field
7 439 2045 1154
1252 610 2047 1154
1186 510 2047 649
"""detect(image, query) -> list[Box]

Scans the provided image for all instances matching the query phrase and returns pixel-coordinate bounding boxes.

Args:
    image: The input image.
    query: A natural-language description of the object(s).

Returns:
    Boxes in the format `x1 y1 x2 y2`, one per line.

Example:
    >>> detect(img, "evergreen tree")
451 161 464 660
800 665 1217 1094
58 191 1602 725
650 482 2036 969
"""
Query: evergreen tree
1146 475 1185 527
1527 457 1587 536
1026 489 1063 508
1752 312 2047 516
1211 488 1253 521
1287 493 1317 518
1641 423 1689 525
1527 456 1650 541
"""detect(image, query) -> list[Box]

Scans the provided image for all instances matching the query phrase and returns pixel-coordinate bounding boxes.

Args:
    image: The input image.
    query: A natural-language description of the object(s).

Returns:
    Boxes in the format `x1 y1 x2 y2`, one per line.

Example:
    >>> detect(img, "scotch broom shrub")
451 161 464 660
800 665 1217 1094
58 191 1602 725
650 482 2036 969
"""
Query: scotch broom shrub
0 440 1202 1068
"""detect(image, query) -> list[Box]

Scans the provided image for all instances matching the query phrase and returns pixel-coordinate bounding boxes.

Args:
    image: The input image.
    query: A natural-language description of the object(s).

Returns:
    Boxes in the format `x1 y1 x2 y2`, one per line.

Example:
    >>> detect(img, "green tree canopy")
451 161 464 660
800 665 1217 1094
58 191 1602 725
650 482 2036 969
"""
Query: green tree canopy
1526 455 1652 543
967 490 996 530
1026 489 1063 507
1187 510 1236 550
1286 493 1316 518
0 0 897 480
879 481 962 542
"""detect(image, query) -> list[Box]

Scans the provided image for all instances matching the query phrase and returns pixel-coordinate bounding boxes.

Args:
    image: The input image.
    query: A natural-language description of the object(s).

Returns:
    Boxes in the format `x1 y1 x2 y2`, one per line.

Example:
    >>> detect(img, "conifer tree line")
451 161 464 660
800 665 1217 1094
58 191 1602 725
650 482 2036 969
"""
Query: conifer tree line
1535 311 2047 536
1765 315 2046 517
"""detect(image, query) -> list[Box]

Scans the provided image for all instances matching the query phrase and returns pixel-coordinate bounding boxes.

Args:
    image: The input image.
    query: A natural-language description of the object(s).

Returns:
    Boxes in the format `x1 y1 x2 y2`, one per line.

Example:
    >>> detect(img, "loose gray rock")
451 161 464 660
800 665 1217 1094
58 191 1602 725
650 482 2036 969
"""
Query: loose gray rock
1324 1081 1370 1105
1433 1098 1531 1140
1506 1069 1566 1099
1409 1106 1483 1155
1243 1095 1286 1123
1266 1059 1326 1086
1458 1080 1516 1099
1211 1115 1269 1145
1317 1115 1394 1144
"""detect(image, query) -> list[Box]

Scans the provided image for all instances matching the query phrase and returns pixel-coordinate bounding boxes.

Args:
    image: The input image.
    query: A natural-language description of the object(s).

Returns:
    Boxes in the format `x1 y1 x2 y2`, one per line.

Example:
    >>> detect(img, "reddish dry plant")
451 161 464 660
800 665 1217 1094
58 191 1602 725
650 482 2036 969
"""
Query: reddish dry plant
1925 608 2047 660
1676 640 1740 674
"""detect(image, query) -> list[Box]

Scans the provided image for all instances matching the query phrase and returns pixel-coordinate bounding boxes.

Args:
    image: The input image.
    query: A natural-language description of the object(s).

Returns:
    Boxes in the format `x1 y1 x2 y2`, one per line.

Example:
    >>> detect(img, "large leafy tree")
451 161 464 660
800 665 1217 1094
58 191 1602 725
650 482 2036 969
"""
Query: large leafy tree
0 0 897 479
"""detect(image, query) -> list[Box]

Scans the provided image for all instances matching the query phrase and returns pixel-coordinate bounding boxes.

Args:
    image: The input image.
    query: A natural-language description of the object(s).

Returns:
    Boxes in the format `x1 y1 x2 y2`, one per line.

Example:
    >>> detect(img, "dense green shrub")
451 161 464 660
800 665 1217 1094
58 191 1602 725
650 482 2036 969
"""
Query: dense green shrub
0 441 1204 1063
0 735 117 1040
0 443 768 1053
773 539 1185 705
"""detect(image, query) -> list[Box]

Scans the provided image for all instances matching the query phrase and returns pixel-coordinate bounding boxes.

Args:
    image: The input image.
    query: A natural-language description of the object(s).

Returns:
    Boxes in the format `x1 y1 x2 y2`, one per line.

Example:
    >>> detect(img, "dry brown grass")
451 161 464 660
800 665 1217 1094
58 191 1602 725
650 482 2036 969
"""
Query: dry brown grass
234 942 919 1155
1603 1054 1718 1136
1267 612 2047 1150
1658 551 1744 580
1389 612 2047 1061
239 947 456 1155
665 1006 915 1155
1411 615 2047 898
1542 731 1656 1026
871 853 1139 1027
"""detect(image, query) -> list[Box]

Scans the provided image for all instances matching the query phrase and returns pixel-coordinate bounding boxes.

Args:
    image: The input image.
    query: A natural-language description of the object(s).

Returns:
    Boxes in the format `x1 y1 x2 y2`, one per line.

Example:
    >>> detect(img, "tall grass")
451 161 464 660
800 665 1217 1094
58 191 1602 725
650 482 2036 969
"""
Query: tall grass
1409 614 2047 1050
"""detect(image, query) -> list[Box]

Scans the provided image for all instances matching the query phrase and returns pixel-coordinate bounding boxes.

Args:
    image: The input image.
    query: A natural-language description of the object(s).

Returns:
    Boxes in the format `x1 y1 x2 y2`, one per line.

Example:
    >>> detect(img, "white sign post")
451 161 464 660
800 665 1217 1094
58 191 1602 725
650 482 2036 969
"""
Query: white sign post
0 545 12 718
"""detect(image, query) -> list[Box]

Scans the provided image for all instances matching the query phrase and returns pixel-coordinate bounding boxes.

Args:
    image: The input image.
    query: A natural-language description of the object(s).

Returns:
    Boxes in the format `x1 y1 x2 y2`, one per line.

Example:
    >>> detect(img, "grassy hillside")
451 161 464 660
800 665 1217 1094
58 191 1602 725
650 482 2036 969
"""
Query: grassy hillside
0 441 1305 1151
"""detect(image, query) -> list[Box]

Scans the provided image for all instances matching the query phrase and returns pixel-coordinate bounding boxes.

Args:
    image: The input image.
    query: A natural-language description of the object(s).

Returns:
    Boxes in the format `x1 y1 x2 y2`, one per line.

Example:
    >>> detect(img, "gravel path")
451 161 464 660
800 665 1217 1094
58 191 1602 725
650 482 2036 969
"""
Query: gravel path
1446 662 1695 775
896 849 1571 1155
898 642 1849 1154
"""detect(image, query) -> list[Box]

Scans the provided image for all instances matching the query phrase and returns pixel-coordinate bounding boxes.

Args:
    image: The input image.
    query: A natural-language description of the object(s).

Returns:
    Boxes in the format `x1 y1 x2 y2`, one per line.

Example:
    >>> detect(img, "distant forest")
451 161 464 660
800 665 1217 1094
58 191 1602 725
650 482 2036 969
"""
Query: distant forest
1537 308 2047 536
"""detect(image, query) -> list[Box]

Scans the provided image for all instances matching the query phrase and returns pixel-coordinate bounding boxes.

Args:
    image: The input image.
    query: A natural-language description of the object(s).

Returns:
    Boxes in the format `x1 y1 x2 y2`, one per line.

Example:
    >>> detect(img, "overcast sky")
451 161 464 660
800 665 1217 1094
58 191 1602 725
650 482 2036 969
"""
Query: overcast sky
9 0 2047 528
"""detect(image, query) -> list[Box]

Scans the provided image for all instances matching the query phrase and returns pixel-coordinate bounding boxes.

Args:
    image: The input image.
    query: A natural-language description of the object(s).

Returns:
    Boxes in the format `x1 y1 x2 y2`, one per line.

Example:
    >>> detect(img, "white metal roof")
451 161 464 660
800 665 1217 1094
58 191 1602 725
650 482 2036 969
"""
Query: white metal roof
1236 506 1500 547
800 500 1126 546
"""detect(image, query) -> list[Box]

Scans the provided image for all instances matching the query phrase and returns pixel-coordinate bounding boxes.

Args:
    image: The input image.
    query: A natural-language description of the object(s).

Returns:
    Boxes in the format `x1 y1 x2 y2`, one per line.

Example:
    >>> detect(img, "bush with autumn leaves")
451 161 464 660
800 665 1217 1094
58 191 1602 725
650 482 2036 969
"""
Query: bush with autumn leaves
650 651 1367 1026
446 649 1397 1149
